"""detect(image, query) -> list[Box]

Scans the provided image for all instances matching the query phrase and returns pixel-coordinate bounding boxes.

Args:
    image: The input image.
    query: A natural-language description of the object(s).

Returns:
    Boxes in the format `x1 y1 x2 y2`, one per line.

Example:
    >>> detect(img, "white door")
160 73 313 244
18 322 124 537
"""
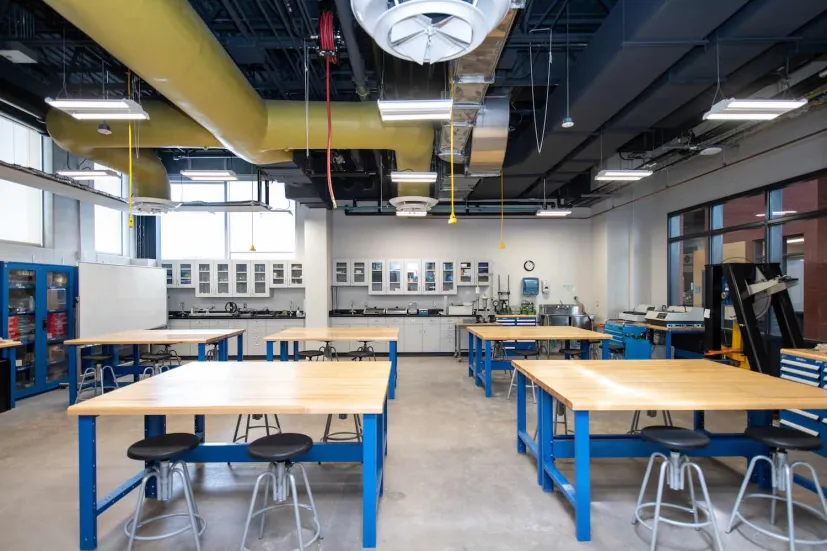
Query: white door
161 262 175 287
441 261 456 294
333 260 350 286
402 318 422 353
404 259 421 295
195 262 214 297
422 260 439 294
387 260 404 294
251 262 269 297
369 260 385 294
289 263 304 287
271 262 287 287
458 261 474 286
233 261 251 297
351 260 368 286
214 261 232 297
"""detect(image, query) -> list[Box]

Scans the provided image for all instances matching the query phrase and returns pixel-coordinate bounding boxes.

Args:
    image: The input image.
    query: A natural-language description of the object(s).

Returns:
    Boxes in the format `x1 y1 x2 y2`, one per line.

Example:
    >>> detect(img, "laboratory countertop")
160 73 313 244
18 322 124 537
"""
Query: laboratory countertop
168 311 305 320
328 312 470 318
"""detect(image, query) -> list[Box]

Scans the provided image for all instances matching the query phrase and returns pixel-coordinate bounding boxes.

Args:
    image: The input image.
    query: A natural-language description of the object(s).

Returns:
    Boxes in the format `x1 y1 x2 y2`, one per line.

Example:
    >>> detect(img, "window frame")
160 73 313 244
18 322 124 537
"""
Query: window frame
0 116 45 247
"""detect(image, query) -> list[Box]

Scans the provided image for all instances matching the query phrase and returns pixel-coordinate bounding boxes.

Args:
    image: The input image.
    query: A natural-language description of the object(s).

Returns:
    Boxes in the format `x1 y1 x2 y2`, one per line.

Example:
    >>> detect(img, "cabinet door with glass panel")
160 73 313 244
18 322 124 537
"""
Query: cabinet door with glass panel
351 260 368 286
177 261 195 288
475 261 492 286
161 262 175 288
458 261 475 285
232 261 251 296
251 262 269 297
289 262 304 287
213 261 232 297
368 260 385 294
422 260 439 294
441 260 456 294
404 259 421 294
271 262 287 288
333 259 350 286
44 269 73 386
387 260 404 294
195 262 215 297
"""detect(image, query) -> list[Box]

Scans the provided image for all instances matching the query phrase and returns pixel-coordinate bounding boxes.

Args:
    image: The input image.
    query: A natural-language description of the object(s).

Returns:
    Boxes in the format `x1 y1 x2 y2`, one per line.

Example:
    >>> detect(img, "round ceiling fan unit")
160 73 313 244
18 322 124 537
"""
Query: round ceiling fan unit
389 195 438 214
352 0 510 64
131 197 182 215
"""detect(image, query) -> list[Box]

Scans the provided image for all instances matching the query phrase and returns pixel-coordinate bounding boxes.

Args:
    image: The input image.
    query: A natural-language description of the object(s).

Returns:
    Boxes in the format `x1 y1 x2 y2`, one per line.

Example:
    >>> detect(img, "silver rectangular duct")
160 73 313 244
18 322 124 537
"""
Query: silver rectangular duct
467 96 509 174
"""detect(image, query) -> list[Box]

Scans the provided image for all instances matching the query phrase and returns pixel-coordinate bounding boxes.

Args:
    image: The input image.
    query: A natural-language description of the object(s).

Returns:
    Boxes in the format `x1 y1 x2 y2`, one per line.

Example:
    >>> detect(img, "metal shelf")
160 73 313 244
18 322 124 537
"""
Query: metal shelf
8 311 35 316
48 337 68 344
47 308 68 314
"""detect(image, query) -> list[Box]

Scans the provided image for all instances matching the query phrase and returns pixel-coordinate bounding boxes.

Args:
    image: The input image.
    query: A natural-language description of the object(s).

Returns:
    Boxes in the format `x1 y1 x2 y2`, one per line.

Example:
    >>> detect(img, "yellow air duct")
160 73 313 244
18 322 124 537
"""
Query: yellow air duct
44 0 435 183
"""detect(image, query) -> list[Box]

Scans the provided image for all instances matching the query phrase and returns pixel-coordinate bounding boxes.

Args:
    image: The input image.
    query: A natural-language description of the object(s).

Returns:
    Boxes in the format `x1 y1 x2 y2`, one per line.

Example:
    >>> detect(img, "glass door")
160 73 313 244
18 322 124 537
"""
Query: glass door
388 260 403 294
7 269 36 392
476 261 491 285
253 262 268 296
442 261 455 294
271 262 286 287
44 270 71 384
290 263 303 286
161 262 174 287
215 262 231 296
459 261 474 285
423 261 438 294
370 261 385 294
352 261 367 285
234 262 249 296
178 262 194 287
196 263 213 297
404 260 420 294
334 260 349 285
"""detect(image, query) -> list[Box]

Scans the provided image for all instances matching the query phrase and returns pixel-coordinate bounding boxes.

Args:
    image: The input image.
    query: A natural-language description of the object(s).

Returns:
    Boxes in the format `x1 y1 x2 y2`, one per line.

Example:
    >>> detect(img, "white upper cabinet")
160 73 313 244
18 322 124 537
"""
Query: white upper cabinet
232 261 251 297
441 260 456 294
177 262 195 288
458 261 475 285
369 260 385 294
333 259 350 286
475 261 492 286
214 261 232 297
195 261 214 297
351 260 368 286
387 259 404 294
289 262 304 287
422 260 439 294
251 261 269 297
404 259 421 294
161 262 175 287
270 262 287 288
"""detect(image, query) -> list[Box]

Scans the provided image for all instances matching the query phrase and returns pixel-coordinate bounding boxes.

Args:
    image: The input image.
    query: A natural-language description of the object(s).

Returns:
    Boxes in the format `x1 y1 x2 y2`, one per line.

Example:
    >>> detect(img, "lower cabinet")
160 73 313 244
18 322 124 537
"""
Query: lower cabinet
327 316 459 353
165 317 306 358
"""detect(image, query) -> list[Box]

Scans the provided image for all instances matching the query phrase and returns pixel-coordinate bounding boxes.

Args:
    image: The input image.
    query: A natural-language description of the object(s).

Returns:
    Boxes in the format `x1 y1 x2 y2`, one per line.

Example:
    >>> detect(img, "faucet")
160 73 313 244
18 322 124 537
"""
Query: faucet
408 301 418 314
349 300 355 314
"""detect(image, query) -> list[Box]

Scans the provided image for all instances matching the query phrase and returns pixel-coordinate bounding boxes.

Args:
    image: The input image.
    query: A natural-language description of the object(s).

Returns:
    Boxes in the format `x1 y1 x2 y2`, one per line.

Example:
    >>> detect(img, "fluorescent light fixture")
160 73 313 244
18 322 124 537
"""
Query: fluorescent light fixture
536 209 572 217
57 169 119 180
180 170 238 181
46 98 150 120
594 169 653 181
378 99 453 122
396 210 428 217
561 116 574 128
47 98 131 109
72 112 149 120
703 98 807 121
390 171 438 183
786 237 804 244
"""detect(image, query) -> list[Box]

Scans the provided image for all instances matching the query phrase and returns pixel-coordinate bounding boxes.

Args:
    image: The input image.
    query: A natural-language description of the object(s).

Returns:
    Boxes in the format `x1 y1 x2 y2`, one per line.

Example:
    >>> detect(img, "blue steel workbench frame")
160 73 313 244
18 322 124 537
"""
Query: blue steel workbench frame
468 333 611 398
0 342 16 408
266 338 399 400
67 333 244 404
513 370 773 542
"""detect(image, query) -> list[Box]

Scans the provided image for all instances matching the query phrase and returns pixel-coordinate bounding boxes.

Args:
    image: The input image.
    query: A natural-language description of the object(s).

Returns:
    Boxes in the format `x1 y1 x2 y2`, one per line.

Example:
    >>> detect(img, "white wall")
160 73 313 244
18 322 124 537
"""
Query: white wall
331 211 594 311
589 107 827 321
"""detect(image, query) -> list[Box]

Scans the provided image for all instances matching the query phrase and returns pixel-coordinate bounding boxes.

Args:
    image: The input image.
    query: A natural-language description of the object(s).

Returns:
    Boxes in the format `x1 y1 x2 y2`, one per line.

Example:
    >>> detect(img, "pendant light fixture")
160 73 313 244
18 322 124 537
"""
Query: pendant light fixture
561 2 574 129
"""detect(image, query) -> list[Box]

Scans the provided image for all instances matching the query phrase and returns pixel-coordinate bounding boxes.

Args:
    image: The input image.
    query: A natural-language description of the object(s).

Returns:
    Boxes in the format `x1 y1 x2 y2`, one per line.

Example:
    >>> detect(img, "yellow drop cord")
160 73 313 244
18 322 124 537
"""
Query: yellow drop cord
127 70 134 229
448 73 457 225
499 171 505 249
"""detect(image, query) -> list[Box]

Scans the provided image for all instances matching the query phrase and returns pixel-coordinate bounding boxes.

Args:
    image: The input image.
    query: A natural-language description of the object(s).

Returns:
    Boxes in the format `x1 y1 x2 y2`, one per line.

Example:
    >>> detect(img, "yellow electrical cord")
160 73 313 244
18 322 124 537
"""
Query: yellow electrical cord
127 70 133 229
448 72 457 225
499 171 505 249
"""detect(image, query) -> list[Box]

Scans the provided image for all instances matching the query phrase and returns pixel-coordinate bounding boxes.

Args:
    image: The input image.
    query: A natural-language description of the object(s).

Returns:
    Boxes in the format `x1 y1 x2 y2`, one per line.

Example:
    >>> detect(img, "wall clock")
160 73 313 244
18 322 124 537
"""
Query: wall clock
524 260 535 272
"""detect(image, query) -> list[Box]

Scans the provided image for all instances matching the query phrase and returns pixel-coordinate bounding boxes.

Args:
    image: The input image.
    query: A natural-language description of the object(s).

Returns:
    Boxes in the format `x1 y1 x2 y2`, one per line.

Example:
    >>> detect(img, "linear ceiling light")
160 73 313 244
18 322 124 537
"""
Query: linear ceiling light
46 98 150 120
594 169 653 181
703 98 807 121
786 237 804 244
390 171 438 183
536 209 572 217
378 100 453 121
57 169 119 180
396 210 428 217
180 170 238 181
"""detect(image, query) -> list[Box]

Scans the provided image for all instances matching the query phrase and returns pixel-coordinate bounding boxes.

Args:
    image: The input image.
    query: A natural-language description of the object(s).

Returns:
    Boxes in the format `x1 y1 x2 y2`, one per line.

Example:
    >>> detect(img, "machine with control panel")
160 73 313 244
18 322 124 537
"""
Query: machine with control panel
645 306 705 328
619 304 656 323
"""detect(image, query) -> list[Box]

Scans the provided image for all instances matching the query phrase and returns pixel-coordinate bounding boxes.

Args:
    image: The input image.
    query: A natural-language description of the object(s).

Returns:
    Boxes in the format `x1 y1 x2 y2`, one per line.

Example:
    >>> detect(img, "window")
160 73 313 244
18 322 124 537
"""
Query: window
668 237 707 306
0 116 43 245
668 207 707 237
93 163 125 255
228 181 295 259
160 183 226 259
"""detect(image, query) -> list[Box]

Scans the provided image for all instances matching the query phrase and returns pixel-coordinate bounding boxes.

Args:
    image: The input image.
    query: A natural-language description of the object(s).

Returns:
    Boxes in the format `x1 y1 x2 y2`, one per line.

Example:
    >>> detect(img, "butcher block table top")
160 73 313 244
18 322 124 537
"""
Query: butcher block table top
66 329 245 346
468 325 611 341
265 327 399 342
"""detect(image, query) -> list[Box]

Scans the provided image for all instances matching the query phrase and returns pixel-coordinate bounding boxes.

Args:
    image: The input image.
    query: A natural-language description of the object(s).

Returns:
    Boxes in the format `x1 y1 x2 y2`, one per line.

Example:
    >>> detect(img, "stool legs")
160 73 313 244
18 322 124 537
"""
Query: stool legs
507 369 537 404
322 414 362 442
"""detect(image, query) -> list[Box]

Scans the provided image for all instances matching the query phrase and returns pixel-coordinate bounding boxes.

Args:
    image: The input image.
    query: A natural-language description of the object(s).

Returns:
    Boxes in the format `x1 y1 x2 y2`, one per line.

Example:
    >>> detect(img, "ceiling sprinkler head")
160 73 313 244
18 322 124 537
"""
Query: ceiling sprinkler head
700 146 723 156
97 122 112 136
561 116 574 129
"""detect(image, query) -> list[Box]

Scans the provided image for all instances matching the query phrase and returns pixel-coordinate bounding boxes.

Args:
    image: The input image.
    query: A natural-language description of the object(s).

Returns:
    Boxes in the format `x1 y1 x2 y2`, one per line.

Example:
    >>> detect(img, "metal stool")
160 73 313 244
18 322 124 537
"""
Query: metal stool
609 343 625 359
347 341 376 361
322 412 362 443
726 426 827 549
124 433 205 551
76 354 117 402
233 414 283 444
632 426 723 551
507 347 540 403
205 343 219 361
320 341 338 361
298 350 324 361
629 410 674 434
559 348 585 359
239 433 322 551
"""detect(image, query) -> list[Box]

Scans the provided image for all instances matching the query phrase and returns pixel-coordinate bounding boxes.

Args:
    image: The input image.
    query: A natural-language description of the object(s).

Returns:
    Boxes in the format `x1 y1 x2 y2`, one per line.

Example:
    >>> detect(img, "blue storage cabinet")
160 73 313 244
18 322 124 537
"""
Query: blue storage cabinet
1 262 77 404
604 320 651 359
496 314 538 355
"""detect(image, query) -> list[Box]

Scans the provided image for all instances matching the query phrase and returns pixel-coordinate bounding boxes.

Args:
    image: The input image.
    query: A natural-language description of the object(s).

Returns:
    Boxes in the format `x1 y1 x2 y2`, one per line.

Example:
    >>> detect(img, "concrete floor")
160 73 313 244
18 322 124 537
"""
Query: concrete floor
0 356 826 551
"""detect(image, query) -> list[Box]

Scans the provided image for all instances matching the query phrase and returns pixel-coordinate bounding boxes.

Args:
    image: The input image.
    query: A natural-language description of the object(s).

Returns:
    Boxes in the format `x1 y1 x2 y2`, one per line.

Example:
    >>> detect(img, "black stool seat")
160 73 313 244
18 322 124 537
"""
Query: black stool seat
559 348 585 356
513 349 540 359
248 433 313 462
745 425 822 451
85 354 112 362
298 350 324 360
127 433 200 461
141 352 171 360
640 426 710 450
608 344 624 353
348 350 373 358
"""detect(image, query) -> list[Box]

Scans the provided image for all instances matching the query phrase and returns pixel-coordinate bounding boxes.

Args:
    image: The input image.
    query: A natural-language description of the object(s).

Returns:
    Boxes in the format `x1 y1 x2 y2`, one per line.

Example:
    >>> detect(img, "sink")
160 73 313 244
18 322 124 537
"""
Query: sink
330 309 365 316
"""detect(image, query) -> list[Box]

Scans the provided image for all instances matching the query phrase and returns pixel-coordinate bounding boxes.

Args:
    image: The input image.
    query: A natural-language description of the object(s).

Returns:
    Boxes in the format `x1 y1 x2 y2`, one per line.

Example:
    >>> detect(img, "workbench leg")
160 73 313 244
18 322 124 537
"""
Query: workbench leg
377 407 385 497
747 410 773 490
266 341 273 361
601 339 610 360
103 345 116 391
389 340 398 399
574 410 592 542
665 331 672 359
467 331 473 376
537 390 544 486
693 410 705 431
362 414 379 548
383 396 388 458
579 339 590 359
7 347 15 409
194 414 205 443
144 415 166 499
236 335 243 361
78 415 97 550
540 389 554 492
68 344 78 404
293 341 299 361
219 339 228 361
132 345 140 383
474 336 482 387
197 344 206 362
280 341 288 362
516 370 526 454
484 340 493 398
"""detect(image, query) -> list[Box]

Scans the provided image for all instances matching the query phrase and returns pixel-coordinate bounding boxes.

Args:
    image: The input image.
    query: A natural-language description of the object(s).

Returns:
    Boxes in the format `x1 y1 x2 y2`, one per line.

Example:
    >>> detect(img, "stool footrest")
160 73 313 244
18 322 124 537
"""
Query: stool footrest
634 501 714 530
729 493 827 545
124 512 206 541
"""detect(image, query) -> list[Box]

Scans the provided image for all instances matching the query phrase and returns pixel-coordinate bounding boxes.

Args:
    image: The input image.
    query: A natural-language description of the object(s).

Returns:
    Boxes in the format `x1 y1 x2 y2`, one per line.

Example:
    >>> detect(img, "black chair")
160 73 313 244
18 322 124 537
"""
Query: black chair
298 350 324 361
239 433 322 550
726 426 826 548
633 426 723 551
559 348 585 359
124 433 205 551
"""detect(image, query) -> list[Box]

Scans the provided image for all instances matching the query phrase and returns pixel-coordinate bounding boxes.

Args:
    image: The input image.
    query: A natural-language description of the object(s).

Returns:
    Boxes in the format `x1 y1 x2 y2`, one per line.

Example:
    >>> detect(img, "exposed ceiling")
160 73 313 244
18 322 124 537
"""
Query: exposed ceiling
0 0 826 211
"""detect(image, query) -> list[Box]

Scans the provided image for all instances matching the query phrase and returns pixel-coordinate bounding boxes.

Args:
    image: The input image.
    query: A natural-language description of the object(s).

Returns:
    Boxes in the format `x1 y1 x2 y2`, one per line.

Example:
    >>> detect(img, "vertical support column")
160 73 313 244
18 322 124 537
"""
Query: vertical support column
484 340 493 398
540 390 554 492
601 339 610 360
266 341 274 361
579 339 590 359
293 341 299 361
197 343 206 362
78 415 97 550
389 340 398 399
236 334 244 361
68 344 77 404
516 369 527 454
468 331 473 376
377 407 385 497
219 339 228 361
280 341 288 362
574 410 592 542
694 410 705 431
6 347 16 409
383 395 388 457
144 415 166 498
362 414 378 548
536 388 544 486
665 331 673 359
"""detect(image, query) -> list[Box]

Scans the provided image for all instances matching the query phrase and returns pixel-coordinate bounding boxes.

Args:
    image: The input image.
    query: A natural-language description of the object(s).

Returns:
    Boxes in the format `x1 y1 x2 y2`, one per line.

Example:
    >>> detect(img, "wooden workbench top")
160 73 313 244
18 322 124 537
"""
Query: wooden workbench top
468 325 611 341
0 340 22 349
455 322 500 328
781 348 827 362
68 361 391 416
495 314 538 319
265 327 399 342
513 359 827 411
66 328 245 346
644 324 705 333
